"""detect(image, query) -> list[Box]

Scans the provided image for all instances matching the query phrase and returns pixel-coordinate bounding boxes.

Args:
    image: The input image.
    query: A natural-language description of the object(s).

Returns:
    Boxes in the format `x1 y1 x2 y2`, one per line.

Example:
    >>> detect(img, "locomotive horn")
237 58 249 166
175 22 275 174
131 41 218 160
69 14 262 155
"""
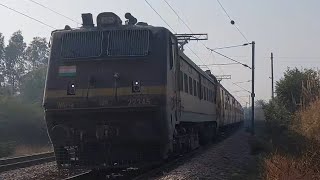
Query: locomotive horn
125 13 137 25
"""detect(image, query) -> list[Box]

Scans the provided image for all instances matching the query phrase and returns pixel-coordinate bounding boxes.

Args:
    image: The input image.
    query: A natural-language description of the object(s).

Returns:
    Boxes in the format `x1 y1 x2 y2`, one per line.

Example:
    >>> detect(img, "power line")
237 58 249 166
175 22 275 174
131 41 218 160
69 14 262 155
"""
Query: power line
233 80 251 84
161 0 218 69
186 46 211 70
161 0 248 71
0 2 55 29
161 0 250 79
216 0 232 21
146 0 212 70
232 82 251 93
153 0 250 97
163 0 194 33
198 63 239 66
144 0 176 33
216 0 249 42
26 0 81 25
207 48 251 69
231 90 249 93
213 44 248 50
217 55 320 60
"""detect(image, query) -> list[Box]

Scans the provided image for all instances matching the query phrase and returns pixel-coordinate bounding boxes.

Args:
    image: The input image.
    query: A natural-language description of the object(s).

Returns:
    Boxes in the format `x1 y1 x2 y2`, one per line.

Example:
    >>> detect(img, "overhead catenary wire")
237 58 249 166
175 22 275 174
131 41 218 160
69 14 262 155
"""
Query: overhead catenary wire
198 63 239 66
148 0 249 106
163 0 194 33
216 0 249 42
232 82 251 93
144 0 176 33
157 1 252 106
213 44 249 50
208 48 251 69
0 2 55 29
162 0 242 73
145 0 211 71
26 0 81 25
233 80 251 84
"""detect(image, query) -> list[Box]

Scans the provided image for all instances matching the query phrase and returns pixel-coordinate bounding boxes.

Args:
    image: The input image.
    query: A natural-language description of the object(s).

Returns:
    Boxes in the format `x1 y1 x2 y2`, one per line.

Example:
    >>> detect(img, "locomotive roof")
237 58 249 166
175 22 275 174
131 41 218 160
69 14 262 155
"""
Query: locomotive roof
51 24 242 108
51 24 168 35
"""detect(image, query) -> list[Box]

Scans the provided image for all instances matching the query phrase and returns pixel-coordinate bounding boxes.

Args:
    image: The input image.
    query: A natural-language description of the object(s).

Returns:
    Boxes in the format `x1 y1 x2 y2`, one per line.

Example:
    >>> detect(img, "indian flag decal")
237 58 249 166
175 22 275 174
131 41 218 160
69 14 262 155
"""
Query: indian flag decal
58 65 76 77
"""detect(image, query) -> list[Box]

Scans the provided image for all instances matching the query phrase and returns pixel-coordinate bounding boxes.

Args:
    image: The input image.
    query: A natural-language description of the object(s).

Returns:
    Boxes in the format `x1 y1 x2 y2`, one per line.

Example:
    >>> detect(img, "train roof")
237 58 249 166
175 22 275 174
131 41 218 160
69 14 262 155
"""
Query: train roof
50 22 242 108
177 44 242 108
51 23 168 36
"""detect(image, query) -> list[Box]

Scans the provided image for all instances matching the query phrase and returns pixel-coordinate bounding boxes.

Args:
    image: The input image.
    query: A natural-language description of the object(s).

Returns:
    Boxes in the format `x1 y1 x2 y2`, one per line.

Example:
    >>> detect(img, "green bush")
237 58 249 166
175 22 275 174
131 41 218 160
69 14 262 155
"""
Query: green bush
0 96 49 146
262 98 292 131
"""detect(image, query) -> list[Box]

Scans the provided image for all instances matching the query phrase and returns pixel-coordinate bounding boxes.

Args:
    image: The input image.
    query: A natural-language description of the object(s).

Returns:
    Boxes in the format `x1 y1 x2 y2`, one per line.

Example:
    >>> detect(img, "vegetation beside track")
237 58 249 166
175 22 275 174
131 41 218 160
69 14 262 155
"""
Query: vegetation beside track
239 68 320 180
0 31 50 158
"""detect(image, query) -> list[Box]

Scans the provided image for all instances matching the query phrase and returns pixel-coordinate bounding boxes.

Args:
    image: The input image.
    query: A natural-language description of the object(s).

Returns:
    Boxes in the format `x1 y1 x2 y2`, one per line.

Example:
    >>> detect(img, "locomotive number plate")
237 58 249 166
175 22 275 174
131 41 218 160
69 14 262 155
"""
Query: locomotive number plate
128 97 151 106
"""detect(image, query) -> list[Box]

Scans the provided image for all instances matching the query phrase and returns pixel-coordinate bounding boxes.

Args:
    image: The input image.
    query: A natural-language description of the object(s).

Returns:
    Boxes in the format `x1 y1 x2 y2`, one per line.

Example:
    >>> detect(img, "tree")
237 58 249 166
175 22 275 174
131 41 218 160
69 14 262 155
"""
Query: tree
0 33 4 87
275 68 319 113
19 66 47 104
25 37 49 71
4 31 26 94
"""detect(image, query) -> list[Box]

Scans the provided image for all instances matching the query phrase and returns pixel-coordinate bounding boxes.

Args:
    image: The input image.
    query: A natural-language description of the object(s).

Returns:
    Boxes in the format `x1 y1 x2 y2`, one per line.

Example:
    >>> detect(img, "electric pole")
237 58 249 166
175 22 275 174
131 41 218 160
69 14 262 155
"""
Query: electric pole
251 41 255 135
271 52 274 99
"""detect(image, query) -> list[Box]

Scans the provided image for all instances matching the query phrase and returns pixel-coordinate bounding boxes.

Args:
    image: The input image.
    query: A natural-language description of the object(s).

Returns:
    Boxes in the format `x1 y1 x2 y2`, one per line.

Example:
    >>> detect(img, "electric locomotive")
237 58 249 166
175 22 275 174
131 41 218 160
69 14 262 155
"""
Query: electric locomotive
43 12 244 169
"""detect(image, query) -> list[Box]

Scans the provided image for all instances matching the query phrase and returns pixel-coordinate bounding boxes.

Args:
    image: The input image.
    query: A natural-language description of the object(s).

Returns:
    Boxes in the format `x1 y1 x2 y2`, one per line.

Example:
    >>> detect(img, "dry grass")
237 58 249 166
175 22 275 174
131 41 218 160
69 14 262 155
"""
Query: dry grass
294 99 320 142
263 99 320 180
263 151 320 180
12 144 53 157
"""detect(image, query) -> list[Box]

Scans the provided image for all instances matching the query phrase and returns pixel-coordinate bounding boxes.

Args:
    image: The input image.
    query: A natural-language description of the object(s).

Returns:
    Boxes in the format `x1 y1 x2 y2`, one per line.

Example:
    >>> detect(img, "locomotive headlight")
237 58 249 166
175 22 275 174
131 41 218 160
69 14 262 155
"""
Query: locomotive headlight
67 83 76 95
132 80 141 93
97 12 122 27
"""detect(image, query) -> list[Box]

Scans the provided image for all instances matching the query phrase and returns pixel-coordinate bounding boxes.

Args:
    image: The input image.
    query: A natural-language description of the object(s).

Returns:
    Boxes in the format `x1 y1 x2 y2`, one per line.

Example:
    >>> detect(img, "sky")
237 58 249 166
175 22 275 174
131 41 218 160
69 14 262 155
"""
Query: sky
1 0 320 105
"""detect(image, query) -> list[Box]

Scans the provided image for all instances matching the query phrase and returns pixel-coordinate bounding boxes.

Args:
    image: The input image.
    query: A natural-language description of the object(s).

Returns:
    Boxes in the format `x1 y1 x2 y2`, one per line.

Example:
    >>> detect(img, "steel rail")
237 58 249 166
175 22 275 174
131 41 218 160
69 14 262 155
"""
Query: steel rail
0 152 55 172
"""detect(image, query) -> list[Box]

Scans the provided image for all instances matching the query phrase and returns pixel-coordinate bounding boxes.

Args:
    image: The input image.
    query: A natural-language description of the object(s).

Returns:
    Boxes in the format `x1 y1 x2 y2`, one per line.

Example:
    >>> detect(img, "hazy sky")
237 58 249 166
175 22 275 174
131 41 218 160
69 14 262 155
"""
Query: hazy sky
1 0 320 105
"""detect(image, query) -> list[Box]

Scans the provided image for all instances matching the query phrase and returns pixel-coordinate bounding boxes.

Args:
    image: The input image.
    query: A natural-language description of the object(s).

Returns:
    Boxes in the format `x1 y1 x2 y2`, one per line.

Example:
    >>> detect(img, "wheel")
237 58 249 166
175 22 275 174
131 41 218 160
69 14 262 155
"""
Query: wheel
199 127 210 145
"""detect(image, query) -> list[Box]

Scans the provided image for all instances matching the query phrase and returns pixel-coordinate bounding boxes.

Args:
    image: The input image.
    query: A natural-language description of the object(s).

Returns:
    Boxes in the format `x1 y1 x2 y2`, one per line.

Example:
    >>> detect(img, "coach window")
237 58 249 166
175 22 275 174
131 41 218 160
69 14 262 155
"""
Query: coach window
193 80 197 96
179 71 183 91
213 87 217 103
189 77 193 95
211 90 213 102
203 86 207 100
197 82 201 99
184 73 188 93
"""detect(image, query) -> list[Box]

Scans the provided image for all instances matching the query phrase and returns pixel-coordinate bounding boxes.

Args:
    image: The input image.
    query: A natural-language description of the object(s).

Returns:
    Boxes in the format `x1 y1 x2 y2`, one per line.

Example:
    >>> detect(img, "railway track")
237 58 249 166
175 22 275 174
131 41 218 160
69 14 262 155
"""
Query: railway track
63 125 242 180
0 152 55 173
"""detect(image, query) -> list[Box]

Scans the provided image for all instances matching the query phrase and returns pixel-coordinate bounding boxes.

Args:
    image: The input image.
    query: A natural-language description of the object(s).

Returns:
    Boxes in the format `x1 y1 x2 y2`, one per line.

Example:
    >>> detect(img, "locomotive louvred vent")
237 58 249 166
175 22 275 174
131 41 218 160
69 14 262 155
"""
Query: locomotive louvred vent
107 29 149 56
61 31 103 59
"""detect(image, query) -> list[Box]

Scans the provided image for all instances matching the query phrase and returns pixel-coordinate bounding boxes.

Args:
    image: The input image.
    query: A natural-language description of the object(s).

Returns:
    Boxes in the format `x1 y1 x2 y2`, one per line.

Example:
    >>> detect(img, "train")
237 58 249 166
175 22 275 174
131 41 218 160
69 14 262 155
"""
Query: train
43 12 244 169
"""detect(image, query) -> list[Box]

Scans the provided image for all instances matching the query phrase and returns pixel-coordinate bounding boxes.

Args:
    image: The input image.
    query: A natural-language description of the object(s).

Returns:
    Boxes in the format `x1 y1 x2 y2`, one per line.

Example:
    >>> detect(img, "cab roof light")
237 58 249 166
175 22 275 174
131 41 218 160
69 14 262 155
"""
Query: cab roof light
97 12 122 27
